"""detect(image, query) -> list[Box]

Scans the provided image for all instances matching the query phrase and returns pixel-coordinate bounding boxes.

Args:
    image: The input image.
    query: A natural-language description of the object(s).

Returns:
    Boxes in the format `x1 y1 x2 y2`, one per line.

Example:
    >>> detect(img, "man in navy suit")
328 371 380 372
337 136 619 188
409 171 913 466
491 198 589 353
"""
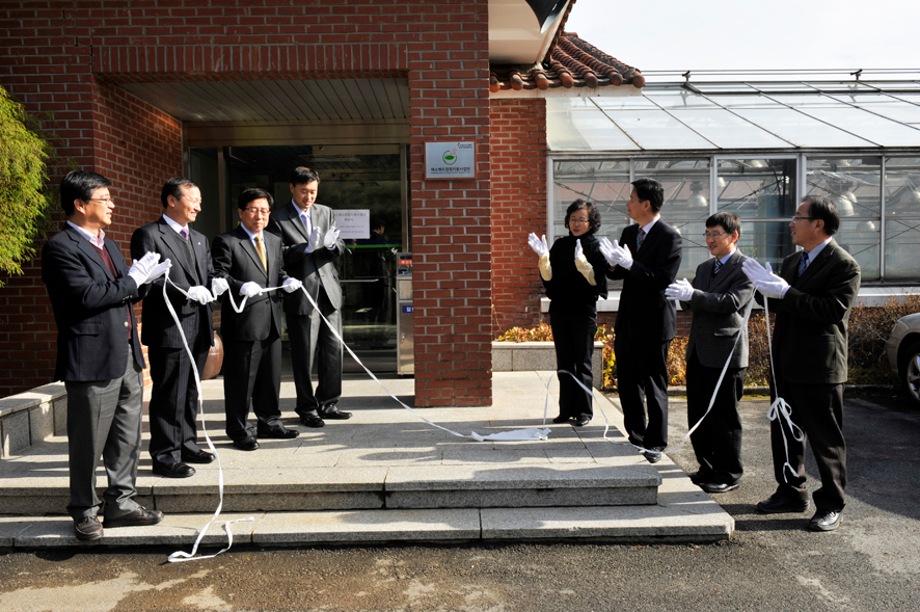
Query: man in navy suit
267 167 350 428
743 195 861 532
42 170 166 541
666 212 754 492
212 187 302 450
600 178 682 463
131 178 217 478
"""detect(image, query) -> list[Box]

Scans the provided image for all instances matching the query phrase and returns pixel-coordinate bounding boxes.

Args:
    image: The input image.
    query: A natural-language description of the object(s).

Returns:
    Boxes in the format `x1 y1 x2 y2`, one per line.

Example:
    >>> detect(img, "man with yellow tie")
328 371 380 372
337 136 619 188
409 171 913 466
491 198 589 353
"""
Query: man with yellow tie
211 187 302 450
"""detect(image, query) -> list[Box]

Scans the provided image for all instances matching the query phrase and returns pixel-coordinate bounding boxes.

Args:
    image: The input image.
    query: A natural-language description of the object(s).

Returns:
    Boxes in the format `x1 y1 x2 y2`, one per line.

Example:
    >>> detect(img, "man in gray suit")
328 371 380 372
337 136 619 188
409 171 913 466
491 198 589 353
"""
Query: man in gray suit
267 166 350 428
42 170 166 541
743 195 861 532
666 212 754 494
212 187 302 450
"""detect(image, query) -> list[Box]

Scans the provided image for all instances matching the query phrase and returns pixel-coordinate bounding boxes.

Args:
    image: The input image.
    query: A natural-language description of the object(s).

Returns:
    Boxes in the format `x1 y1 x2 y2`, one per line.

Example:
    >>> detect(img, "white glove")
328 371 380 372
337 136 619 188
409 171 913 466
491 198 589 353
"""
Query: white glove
741 259 773 284
304 227 322 254
187 285 215 305
323 227 341 250
282 277 303 293
211 277 230 297
145 258 171 284
665 278 694 302
601 238 633 270
239 281 263 298
574 239 596 285
527 233 549 258
127 251 162 286
742 260 790 299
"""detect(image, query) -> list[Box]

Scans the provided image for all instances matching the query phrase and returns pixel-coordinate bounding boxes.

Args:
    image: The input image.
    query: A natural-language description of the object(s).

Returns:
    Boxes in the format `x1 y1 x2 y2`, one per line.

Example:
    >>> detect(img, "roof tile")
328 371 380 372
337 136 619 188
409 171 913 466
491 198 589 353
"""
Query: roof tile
490 32 645 93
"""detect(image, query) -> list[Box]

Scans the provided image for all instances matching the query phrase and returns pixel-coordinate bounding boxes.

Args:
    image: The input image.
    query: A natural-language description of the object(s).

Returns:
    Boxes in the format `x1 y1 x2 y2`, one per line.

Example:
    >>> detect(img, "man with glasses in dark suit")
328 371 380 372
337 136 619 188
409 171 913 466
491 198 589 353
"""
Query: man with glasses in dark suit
743 195 861 532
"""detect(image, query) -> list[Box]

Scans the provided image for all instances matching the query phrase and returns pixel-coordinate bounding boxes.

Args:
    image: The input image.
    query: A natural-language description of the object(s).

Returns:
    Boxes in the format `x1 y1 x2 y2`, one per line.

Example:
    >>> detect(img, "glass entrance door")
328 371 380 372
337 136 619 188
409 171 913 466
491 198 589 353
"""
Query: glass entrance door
189 144 407 373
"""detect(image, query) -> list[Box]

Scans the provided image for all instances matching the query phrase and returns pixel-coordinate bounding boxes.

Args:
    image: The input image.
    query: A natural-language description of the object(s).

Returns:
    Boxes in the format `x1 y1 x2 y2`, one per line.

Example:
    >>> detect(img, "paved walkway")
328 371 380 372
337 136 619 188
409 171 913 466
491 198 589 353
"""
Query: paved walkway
0 371 732 549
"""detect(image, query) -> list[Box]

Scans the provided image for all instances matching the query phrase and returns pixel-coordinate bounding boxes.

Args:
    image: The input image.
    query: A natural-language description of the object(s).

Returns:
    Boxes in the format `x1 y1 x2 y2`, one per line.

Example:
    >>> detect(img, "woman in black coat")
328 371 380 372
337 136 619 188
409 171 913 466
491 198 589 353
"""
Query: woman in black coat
528 199 608 426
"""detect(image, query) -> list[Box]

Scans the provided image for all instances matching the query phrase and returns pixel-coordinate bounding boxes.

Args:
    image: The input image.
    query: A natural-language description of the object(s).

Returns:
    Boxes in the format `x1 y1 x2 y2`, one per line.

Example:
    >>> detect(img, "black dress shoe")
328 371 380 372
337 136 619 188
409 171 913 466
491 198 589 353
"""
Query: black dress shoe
299 413 326 428
756 494 810 514
643 450 662 464
552 415 572 424
232 436 260 451
257 425 300 439
74 516 104 541
104 505 164 528
319 405 352 420
699 481 740 494
182 449 215 464
152 461 196 478
573 414 591 427
808 509 841 532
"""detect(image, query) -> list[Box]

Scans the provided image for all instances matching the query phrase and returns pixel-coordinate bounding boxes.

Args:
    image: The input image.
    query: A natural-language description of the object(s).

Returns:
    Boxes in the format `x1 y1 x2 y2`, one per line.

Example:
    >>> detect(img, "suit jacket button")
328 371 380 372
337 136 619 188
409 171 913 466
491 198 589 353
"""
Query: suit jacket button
124 321 129 328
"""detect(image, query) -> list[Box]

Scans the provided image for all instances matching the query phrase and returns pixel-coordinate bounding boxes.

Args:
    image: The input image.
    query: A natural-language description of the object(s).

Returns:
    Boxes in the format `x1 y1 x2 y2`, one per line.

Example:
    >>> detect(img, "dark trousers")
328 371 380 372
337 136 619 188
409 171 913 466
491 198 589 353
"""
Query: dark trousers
686 350 745 485
223 331 283 441
287 291 343 416
64 348 143 520
147 345 208 466
770 380 847 512
550 310 597 419
614 336 671 449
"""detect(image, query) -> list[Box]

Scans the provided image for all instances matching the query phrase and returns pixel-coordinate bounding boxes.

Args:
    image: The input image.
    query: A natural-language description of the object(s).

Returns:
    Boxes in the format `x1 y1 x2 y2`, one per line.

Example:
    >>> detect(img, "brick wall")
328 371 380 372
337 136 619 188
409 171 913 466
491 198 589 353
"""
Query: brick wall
490 98 548 334
407 3 492 407
0 1 493 406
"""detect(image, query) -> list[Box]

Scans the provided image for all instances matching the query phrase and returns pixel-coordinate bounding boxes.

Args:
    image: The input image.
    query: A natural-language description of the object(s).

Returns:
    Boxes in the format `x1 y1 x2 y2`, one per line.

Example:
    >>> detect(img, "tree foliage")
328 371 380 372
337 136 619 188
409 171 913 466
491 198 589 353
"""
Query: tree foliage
0 85 53 286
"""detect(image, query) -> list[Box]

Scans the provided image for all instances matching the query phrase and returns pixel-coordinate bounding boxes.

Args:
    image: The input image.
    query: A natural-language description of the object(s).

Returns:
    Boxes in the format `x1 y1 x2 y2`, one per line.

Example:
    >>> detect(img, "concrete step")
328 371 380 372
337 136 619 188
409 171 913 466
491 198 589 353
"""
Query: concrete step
0 372 735 549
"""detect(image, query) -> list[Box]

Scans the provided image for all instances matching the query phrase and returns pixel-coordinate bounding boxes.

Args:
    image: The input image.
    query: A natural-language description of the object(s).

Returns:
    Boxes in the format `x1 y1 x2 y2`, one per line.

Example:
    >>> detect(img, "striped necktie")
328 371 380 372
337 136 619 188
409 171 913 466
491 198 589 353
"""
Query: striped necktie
637 228 646 249
713 258 723 275
255 235 268 271
798 251 809 276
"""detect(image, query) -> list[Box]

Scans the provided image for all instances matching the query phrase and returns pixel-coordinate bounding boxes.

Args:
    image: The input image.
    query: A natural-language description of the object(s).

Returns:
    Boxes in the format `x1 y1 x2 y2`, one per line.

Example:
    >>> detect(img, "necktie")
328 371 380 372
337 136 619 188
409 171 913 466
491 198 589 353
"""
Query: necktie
713 258 723 275
178 227 200 282
637 228 646 250
255 235 268 271
301 211 311 235
798 251 809 276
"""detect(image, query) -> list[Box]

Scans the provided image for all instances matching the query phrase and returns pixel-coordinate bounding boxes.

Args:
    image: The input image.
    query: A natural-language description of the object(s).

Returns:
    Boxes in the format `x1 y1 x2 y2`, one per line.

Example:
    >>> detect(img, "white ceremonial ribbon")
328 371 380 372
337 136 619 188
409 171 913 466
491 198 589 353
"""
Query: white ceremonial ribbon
291 285 551 442
161 269 255 563
761 294 806 483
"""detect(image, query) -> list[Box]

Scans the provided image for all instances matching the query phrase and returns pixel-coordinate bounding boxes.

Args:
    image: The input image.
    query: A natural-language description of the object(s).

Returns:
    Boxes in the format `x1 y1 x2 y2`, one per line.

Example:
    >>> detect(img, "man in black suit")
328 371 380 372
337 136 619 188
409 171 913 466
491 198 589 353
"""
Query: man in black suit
42 170 166 541
131 178 217 478
600 178 682 463
211 188 302 450
666 212 754 492
743 195 861 532
267 166 350 428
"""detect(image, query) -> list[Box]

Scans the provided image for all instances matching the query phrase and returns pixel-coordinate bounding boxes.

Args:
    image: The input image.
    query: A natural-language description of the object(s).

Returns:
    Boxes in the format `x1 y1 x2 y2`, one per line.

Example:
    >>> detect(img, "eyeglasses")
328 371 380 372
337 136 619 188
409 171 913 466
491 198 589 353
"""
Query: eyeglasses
791 215 816 222
244 208 271 216
703 231 728 239
86 197 115 205
569 217 591 225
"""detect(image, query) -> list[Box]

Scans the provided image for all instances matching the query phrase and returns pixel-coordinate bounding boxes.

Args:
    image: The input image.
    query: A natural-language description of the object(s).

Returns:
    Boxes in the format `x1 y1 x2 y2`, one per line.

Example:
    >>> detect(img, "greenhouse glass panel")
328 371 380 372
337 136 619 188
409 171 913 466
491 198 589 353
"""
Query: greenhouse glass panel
884 157 920 280
552 160 631 243
668 107 791 149
731 107 876 147
546 99 639 151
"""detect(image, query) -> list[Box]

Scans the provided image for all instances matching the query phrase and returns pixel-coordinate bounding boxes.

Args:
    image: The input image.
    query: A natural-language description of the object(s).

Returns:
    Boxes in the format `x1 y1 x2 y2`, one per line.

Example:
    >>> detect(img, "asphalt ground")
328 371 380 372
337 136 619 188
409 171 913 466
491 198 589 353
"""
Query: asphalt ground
0 389 918 611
